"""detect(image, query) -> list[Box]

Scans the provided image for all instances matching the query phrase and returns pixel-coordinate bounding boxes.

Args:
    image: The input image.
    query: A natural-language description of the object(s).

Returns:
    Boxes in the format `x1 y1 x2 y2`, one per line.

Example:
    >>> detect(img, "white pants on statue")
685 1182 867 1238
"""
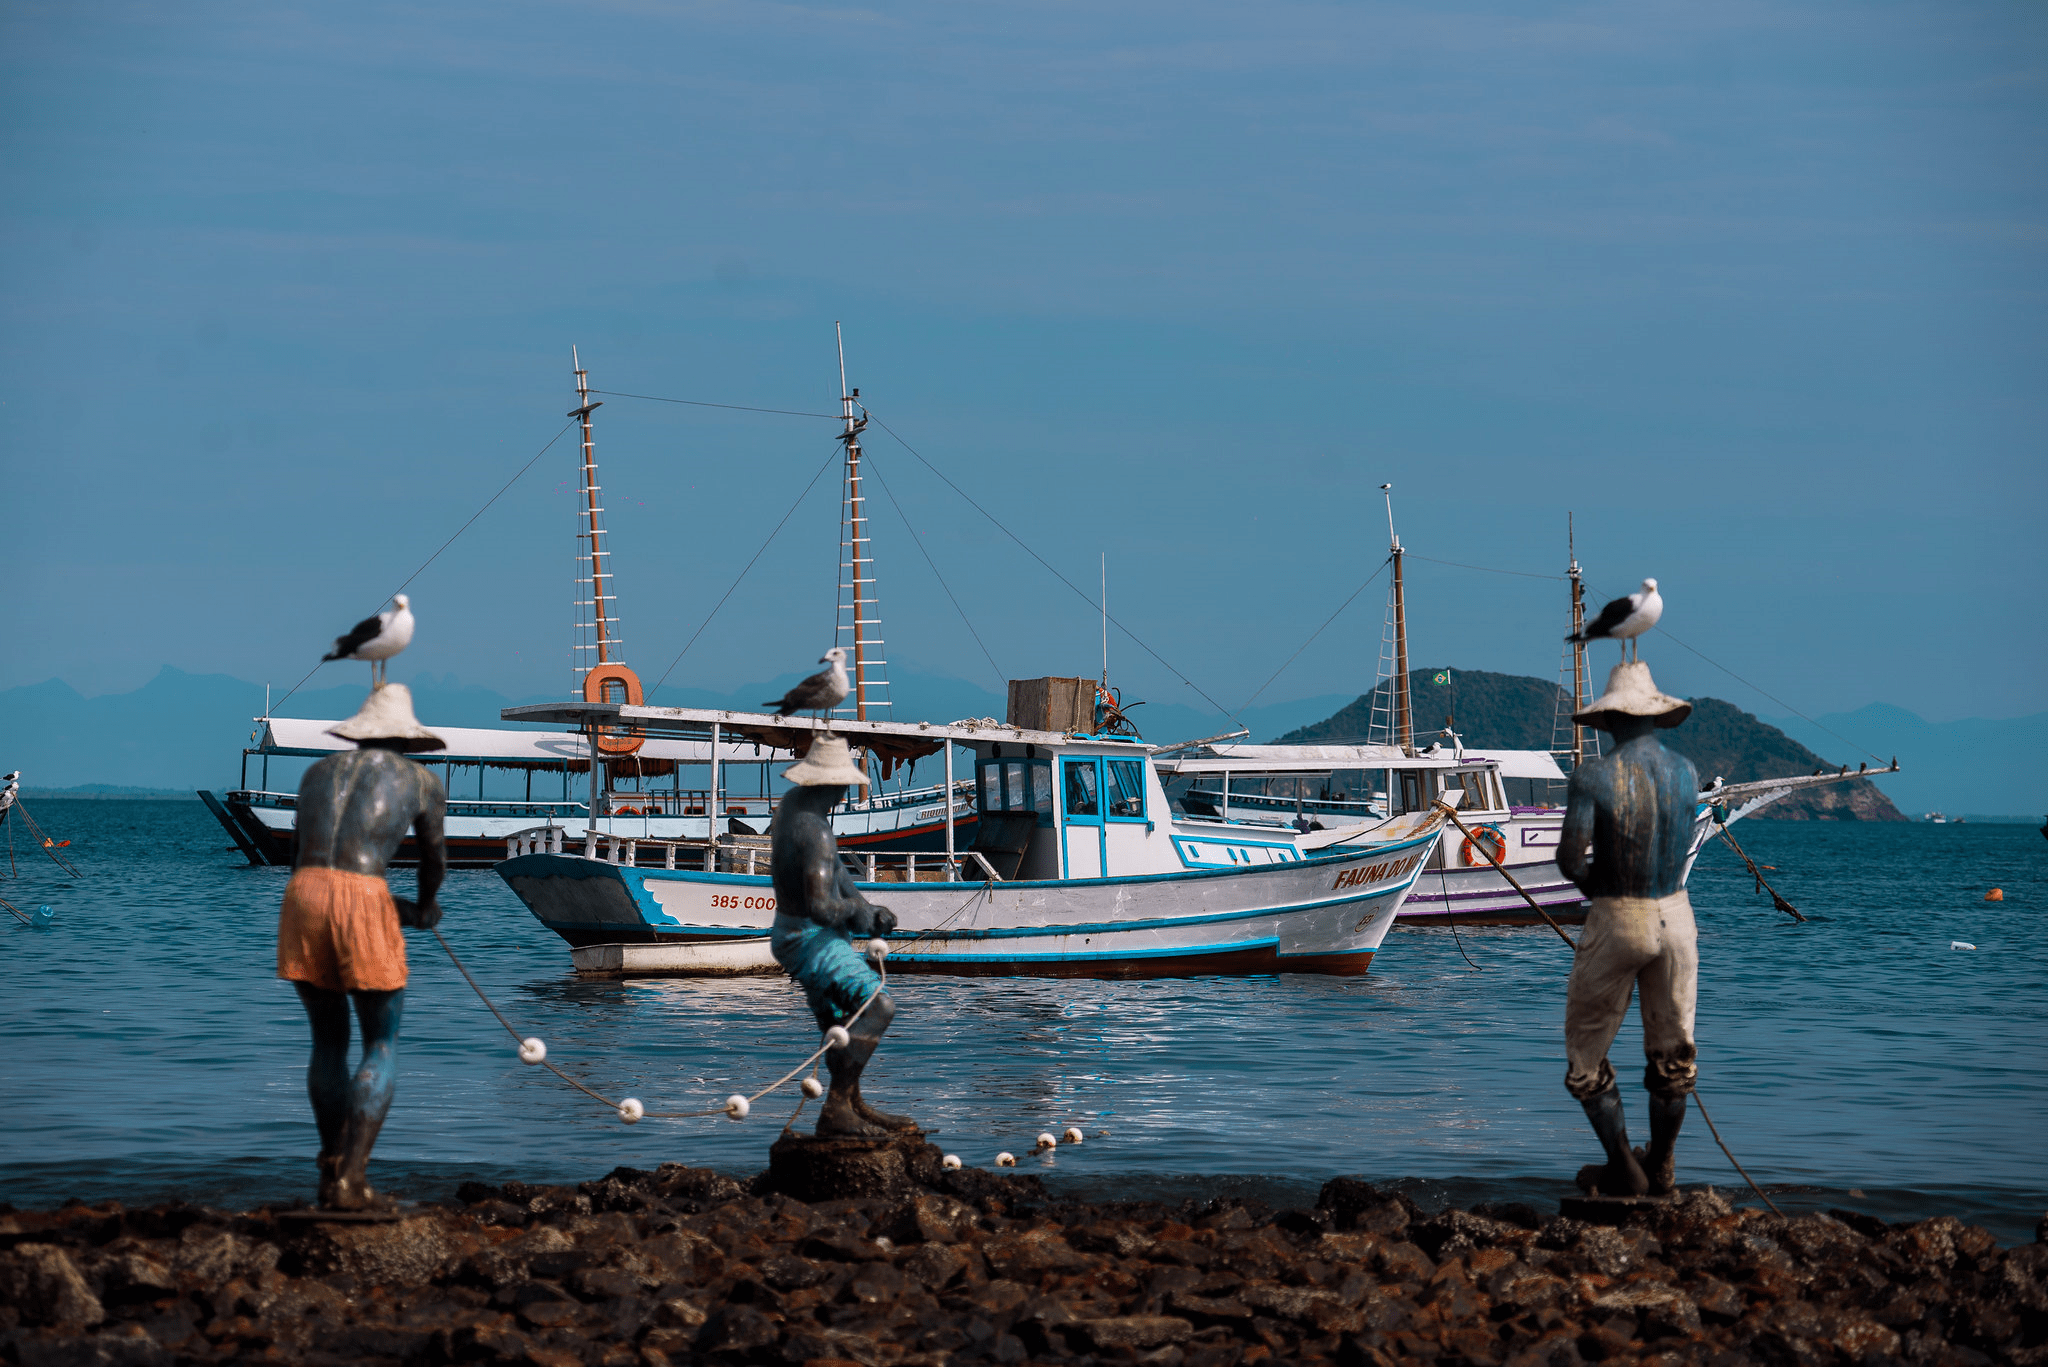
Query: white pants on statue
1563 890 1699 1100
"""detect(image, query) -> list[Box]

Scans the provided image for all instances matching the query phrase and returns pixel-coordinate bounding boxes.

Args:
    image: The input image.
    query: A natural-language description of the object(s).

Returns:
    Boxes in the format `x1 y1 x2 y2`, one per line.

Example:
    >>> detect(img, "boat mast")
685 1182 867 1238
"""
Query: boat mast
1567 514 1589 768
570 347 622 680
1383 484 1414 756
832 323 888 724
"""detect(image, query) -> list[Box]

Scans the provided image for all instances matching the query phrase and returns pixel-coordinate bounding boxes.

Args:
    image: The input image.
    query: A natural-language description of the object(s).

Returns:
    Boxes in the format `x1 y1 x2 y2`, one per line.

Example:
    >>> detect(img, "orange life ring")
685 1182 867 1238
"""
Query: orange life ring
582 663 646 755
1460 825 1507 868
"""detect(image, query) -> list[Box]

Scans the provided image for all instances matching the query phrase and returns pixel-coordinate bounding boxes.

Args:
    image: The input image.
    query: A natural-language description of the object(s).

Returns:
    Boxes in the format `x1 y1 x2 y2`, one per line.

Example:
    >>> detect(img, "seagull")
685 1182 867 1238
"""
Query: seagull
324 594 415 687
1568 578 1663 662
765 647 850 719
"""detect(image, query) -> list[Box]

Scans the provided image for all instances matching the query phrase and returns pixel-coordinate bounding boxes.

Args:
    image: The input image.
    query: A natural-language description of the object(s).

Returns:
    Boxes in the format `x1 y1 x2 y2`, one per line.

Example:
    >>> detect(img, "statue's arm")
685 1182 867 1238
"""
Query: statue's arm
1558 769 1599 887
799 856 897 937
407 769 448 928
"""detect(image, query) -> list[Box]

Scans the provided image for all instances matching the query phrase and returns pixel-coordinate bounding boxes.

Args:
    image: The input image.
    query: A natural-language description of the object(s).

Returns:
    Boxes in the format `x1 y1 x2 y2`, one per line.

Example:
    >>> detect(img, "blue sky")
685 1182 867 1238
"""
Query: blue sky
2 1 2042 736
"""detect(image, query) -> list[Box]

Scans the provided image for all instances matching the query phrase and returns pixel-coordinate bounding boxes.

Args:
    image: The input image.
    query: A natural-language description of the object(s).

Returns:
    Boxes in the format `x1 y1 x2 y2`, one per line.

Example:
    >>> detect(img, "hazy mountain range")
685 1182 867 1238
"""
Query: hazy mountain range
2 665 2040 817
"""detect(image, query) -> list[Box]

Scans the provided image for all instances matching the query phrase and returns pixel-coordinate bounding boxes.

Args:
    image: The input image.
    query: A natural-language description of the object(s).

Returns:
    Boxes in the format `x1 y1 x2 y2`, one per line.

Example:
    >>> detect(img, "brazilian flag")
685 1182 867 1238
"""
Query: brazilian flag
1431 670 1451 687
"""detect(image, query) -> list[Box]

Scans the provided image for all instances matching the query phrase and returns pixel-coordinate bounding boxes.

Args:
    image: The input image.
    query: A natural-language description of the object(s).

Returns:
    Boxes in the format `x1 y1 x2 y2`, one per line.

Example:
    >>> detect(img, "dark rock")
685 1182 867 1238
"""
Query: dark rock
696 1302 779 1355
1072 1314 1194 1349
1316 1179 1415 1238
0 1245 105 1329
982 1227 1089 1279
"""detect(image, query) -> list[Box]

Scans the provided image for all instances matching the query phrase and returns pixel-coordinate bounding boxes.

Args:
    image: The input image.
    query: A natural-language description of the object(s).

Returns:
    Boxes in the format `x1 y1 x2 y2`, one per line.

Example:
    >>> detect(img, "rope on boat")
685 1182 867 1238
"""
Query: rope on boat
1429 800 1788 1216
1712 822 1806 921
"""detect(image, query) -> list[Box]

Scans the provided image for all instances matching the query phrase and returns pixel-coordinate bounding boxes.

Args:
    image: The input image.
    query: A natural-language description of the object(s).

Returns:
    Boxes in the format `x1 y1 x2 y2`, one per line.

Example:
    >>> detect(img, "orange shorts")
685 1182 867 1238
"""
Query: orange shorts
276 866 408 992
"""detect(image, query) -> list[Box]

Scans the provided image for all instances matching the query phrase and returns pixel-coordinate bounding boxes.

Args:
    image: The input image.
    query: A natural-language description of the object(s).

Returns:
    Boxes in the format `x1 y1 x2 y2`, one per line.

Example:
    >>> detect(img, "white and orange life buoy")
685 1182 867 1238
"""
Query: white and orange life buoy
582 663 646 755
1460 825 1507 868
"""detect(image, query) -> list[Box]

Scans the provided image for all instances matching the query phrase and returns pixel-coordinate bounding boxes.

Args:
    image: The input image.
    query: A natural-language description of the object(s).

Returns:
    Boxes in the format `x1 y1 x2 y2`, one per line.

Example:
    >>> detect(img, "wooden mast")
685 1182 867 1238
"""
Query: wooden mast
1382 484 1414 756
833 323 885 724
1567 513 1589 768
571 348 618 671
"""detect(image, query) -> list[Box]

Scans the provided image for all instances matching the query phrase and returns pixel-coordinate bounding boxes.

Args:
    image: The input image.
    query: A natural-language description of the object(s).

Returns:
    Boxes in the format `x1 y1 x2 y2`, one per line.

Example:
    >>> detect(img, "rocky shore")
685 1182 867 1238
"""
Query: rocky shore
3 1157 2043 1366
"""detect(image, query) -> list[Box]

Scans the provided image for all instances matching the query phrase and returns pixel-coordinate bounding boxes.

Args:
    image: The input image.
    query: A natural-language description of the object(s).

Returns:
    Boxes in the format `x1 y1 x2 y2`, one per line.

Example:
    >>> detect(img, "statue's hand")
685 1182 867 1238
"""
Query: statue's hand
872 905 898 938
393 897 443 930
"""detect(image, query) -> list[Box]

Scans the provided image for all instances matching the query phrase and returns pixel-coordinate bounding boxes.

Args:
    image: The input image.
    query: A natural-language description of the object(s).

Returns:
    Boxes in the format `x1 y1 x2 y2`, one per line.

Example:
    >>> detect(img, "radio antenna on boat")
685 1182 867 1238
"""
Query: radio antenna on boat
1100 552 1109 690
832 323 890 730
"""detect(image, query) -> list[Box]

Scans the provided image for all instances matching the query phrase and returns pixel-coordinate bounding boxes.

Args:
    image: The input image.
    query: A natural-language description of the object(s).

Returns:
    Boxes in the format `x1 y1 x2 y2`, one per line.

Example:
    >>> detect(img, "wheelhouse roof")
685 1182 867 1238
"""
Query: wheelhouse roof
1158 743 1567 781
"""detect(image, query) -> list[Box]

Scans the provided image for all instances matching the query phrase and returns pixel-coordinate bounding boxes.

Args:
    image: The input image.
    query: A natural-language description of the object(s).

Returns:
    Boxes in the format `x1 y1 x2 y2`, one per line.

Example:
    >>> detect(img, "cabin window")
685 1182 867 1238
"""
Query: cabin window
1105 759 1146 819
981 766 1001 811
1399 770 1424 814
1032 764 1053 816
1063 759 1100 817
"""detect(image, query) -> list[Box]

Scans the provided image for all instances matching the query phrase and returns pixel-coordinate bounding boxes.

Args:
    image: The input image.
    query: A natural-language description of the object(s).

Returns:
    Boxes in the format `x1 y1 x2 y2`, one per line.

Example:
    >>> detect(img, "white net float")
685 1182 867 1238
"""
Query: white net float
824 1025 851 1050
1063 1127 1085 1144
867 938 889 960
1035 1132 1057 1150
801 1077 823 1099
942 1154 962 1170
725 1094 750 1120
518 1037 547 1065
996 1152 1017 1167
617 1098 644 1125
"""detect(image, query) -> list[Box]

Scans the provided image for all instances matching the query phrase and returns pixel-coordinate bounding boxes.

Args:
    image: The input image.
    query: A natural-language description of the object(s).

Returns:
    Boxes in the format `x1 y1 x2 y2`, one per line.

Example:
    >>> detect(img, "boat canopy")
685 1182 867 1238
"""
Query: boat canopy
1157 743 1566 781
499 701 1076 769
256 716 756 766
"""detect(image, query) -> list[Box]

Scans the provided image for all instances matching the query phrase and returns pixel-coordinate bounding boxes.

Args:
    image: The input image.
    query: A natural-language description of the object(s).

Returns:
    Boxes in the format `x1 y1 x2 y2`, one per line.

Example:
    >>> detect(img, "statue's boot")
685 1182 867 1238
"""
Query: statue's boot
1637 1091 1687 1196
1575 1084 1650 1197
319 989 402 1211
817 1035 894 1138
851 1085 920 1133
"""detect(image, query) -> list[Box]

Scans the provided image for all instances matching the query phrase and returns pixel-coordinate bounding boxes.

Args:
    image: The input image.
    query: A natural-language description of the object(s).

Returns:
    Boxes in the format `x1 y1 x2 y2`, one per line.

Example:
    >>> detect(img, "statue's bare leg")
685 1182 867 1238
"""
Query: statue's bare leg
295 984 351 1194
323 989 404 1209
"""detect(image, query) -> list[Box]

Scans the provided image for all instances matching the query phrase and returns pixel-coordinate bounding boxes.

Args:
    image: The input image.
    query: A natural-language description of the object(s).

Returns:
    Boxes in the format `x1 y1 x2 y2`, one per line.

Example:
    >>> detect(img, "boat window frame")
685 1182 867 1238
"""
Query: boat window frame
1103 757 1147 823
975 756 1053 826
1060 757 1103 824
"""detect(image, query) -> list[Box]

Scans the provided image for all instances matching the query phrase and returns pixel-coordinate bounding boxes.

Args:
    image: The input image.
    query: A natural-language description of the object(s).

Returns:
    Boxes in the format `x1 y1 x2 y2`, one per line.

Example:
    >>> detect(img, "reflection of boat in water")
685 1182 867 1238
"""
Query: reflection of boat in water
198 349 972 868
498 701 1446 977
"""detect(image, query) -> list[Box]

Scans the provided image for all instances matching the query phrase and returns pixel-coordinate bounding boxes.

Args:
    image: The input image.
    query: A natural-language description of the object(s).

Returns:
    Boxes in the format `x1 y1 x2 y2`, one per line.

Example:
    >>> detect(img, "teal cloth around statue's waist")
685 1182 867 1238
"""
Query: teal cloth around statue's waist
770 914 881 1021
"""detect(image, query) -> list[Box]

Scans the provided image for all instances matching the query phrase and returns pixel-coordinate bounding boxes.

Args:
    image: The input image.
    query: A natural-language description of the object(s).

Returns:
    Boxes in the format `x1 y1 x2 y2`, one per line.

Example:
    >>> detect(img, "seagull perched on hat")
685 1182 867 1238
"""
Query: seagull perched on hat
324 594 415 687
1569 579 1662 662
766 648 850 719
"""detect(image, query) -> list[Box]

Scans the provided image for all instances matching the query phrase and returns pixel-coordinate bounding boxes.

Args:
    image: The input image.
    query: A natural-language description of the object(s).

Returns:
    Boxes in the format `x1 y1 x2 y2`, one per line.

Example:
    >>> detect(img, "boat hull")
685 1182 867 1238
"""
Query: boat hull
500 830 1440 978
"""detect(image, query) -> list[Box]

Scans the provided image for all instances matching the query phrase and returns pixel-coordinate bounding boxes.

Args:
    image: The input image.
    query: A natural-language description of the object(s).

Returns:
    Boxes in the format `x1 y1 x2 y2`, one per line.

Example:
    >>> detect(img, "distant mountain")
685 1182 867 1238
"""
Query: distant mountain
1277 669 1906 821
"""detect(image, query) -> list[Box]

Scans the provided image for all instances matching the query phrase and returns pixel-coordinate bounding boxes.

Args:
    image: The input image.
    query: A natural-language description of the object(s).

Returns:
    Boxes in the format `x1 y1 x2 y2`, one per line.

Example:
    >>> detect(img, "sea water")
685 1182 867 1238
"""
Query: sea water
1 800 2042 1242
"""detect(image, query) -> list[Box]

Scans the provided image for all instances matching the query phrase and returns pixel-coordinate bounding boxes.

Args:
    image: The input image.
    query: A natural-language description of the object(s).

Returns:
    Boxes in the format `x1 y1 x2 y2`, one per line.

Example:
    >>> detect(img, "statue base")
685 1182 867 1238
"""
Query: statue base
765 1129 944 1203
1558 1193 1674 1226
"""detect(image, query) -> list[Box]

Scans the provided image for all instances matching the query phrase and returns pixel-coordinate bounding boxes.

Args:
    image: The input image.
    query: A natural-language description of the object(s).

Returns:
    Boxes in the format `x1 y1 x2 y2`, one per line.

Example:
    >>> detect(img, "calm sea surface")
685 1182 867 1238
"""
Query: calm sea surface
2 800 2042 1241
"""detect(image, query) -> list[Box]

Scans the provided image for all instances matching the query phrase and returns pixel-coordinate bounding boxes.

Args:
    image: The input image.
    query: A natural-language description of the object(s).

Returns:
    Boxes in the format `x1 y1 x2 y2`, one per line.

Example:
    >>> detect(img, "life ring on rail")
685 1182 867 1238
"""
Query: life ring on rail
1460 825 1507 868
582 663 646 755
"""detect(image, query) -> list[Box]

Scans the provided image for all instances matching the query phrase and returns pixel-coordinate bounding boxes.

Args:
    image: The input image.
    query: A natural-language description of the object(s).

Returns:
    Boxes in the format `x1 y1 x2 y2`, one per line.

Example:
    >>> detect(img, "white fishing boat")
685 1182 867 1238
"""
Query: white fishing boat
495 694 1448 978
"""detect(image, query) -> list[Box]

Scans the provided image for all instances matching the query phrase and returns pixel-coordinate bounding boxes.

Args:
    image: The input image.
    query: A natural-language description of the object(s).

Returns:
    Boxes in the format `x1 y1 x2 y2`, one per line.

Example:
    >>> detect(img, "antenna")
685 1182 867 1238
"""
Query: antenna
1380 483 1398 551
1100 552 1109 686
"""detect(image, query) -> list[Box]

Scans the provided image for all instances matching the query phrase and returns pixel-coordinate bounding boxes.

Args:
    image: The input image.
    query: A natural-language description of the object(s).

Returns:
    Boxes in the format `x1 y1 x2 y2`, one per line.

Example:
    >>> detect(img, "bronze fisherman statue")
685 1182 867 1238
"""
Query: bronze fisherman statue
274 685 448 1210
769 734 918 1137
1558 661 1699 1198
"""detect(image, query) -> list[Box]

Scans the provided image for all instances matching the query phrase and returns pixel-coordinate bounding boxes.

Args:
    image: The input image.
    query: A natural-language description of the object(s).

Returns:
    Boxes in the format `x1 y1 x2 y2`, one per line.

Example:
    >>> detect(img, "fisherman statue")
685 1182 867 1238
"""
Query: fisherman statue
1557 661 1698 1198
769 734 917 1137
274 684 448 1210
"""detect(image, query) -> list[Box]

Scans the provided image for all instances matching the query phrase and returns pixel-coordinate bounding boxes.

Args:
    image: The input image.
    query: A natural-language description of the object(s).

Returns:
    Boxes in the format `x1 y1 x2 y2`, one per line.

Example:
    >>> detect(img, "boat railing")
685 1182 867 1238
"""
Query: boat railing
231 789 588 817
501 823 1003 884
598 779 975 821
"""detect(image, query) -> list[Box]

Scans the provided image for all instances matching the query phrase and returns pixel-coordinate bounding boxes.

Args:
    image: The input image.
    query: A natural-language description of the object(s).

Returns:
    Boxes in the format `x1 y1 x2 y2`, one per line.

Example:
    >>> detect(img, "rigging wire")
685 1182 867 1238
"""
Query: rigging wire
1411 554 1565 582
865 413 1239 722
590 389 842 420
647 443 843 697
1235 556 1392 717
860 450 1008 696
269 420 578 714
